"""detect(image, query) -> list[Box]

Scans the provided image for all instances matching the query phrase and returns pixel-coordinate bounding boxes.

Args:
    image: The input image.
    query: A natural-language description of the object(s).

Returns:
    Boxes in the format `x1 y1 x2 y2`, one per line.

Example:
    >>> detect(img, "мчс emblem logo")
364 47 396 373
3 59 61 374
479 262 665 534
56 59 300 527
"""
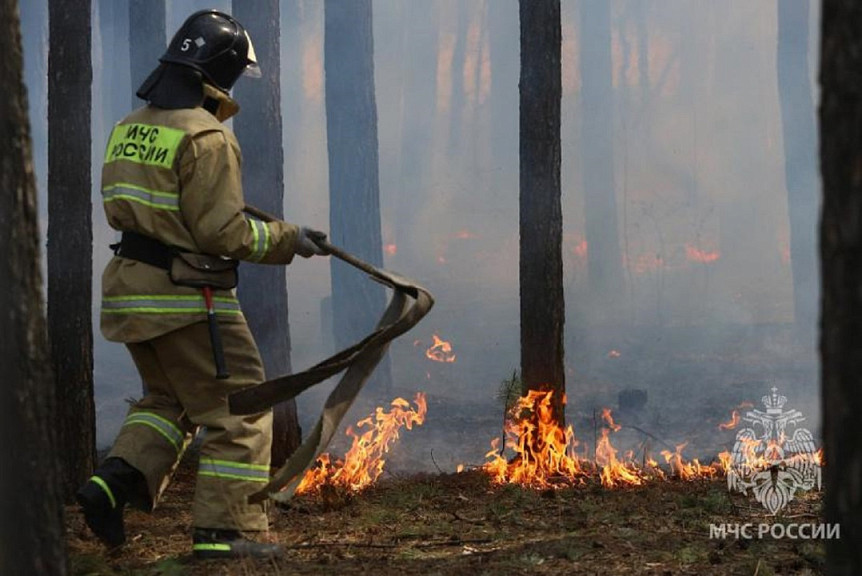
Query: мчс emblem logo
726 387 821 515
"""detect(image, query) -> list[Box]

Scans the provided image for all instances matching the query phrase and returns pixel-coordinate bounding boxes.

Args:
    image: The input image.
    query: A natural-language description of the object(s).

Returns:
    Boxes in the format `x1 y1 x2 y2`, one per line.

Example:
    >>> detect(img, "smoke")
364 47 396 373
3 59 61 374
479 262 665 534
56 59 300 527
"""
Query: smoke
20 0 821 461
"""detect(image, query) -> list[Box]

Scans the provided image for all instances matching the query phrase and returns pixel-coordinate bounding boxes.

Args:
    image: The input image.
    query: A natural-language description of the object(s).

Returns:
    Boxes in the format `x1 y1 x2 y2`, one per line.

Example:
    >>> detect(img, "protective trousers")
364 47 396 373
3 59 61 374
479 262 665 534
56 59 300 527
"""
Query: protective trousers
107 320 272 531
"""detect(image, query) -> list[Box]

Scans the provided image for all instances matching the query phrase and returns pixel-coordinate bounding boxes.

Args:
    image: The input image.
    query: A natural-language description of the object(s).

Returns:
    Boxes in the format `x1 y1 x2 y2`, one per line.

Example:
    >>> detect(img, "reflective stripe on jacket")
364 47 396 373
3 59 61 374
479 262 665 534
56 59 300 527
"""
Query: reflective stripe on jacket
101 105 300 343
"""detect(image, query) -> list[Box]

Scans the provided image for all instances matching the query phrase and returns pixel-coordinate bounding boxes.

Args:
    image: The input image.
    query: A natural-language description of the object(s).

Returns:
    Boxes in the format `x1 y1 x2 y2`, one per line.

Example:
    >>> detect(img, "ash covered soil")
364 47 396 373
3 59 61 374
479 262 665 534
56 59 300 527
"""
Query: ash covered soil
67 460 824 576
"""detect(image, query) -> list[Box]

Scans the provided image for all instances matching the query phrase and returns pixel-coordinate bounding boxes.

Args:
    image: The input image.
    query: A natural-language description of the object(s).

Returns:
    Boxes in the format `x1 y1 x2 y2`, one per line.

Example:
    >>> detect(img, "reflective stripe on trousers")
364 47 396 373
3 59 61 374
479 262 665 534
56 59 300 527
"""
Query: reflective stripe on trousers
199 457 270 483
102 294 242 315
122 411 186 452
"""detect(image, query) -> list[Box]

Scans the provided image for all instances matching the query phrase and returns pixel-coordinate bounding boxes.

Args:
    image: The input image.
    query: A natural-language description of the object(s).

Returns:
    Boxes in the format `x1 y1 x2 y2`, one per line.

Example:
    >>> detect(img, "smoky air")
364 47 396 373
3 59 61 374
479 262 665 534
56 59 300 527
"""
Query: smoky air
20 0 819 481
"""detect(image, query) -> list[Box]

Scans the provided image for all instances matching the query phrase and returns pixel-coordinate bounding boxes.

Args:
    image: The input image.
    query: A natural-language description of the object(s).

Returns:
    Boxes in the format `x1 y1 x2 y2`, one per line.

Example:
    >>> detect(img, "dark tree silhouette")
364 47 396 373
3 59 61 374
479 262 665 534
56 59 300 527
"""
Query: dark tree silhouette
232 0 302 465
324 0 391 394
579 0 624 316
0 0 67 571
519 0 565 426
820 2 862 573
777 0 818 336
48 0 96 502
129 0 165 111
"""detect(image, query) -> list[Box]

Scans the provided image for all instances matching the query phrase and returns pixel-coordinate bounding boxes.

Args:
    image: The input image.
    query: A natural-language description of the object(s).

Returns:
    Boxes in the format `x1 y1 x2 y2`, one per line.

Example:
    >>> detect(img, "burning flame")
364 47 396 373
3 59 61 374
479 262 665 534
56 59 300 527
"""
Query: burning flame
685 244 720 264
596 428 643 487
296 393 428 495
480 391 727 489
483 390 583 489
426 334 456 363
601 408 621 432
659 443 721 481
718 410 740 430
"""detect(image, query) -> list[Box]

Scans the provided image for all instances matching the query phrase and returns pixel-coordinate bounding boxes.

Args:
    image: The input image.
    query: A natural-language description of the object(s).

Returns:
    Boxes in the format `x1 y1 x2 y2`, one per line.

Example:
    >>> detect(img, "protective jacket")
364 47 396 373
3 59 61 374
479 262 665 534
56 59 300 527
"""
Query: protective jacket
100 102 298 342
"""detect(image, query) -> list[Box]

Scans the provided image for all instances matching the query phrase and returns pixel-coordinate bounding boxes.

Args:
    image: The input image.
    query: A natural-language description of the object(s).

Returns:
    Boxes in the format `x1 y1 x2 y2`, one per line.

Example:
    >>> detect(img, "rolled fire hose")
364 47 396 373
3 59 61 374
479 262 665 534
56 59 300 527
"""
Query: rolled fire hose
231 205 434 503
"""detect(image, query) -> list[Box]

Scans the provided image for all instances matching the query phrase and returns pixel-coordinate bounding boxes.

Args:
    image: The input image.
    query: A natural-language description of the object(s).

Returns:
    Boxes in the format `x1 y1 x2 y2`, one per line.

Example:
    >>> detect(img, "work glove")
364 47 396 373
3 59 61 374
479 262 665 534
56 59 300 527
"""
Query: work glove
296 227 329 258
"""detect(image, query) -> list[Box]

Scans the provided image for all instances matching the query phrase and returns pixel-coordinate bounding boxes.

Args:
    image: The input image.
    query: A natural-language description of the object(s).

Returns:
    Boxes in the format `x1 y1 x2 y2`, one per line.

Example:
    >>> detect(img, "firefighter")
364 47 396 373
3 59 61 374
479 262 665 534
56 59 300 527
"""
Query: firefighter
76 10 325 559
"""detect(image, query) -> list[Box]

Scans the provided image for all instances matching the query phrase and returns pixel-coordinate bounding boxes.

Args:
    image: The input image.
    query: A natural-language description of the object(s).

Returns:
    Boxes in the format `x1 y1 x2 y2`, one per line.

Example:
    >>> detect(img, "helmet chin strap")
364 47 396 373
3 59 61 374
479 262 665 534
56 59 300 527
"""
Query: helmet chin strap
202 83 240 122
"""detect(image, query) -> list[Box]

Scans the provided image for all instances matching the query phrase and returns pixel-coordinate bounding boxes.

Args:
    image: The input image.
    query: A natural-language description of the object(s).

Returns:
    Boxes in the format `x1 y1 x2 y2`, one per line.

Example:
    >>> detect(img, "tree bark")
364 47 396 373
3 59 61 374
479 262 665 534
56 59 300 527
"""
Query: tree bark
519 0 565 426
778 0 818 335
820 2 862 573
129 0 165 111
48 0 96 503
324 0 391 395
0 0 67 572
232 0 301 466
579 0 624 316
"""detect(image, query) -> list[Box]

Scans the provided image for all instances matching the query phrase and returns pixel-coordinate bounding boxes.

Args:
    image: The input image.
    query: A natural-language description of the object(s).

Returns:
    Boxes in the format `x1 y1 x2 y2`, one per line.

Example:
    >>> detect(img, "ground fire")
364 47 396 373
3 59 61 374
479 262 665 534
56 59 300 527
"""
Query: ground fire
685 244 721 264
479 390 731 489
718 410 740 430
296 393 428 495
426 333 457 363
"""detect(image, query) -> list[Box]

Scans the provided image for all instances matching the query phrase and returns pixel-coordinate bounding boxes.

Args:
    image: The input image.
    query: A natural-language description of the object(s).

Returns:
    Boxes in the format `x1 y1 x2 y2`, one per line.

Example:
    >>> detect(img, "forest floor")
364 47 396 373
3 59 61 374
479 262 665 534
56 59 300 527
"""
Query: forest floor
66 458 825 576
69 322 825 575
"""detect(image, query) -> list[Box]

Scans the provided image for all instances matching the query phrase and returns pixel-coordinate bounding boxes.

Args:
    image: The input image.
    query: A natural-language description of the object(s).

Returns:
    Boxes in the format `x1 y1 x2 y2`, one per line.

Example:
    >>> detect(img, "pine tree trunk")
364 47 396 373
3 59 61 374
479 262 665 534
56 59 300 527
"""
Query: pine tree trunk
48 0 96 503
579 0 624 318
324 0 391 395
0 0 67 571
519 0 565 426
232 0 301 466
129 0 165 110
777 0 818 335
820 2 862 573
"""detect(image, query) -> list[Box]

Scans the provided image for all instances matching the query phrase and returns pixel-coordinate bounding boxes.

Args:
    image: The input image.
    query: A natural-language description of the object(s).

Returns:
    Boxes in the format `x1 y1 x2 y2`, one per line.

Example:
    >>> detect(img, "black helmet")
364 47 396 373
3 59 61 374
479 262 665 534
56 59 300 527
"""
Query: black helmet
160 10 260 92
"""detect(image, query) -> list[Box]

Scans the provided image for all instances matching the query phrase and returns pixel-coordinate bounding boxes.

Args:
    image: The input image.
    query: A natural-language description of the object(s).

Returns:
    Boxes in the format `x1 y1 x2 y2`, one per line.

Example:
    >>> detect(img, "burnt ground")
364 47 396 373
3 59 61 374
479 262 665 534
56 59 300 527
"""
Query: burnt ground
67 458 825 576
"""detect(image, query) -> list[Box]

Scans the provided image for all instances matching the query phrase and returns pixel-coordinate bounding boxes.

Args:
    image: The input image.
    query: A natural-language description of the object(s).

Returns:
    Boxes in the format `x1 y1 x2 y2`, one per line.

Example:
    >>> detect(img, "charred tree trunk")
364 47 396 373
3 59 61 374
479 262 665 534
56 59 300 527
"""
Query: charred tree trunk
820 2 862 573
324 0 391 395
579 0 624 317
0 0 67 572
519 0 565 426
129 0 165 110
48 0 95 503
232 0 301 466
778 0 818 337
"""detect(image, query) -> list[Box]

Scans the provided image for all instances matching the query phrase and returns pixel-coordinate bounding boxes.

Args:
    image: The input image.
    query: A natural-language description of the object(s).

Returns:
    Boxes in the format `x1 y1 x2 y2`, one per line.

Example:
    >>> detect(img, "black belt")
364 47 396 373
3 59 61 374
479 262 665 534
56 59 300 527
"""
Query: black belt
110 231 232 380
110 231 175 270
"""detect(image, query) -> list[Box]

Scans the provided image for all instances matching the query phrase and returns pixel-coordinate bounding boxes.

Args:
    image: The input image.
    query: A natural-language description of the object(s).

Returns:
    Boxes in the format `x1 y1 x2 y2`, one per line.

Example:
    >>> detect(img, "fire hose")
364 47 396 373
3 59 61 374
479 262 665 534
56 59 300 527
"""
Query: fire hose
230 204 435 503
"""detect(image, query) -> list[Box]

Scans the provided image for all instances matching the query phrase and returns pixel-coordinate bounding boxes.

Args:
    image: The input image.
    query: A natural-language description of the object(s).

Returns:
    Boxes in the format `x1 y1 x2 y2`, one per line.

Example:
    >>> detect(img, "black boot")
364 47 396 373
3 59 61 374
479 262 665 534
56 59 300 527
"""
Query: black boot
193 528 284 559
76 458 148 548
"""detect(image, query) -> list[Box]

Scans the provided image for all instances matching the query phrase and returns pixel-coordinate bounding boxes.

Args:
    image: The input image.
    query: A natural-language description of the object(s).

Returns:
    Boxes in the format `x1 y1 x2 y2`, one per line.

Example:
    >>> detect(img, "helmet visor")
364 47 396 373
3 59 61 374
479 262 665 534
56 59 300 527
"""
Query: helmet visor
243 31 262 78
